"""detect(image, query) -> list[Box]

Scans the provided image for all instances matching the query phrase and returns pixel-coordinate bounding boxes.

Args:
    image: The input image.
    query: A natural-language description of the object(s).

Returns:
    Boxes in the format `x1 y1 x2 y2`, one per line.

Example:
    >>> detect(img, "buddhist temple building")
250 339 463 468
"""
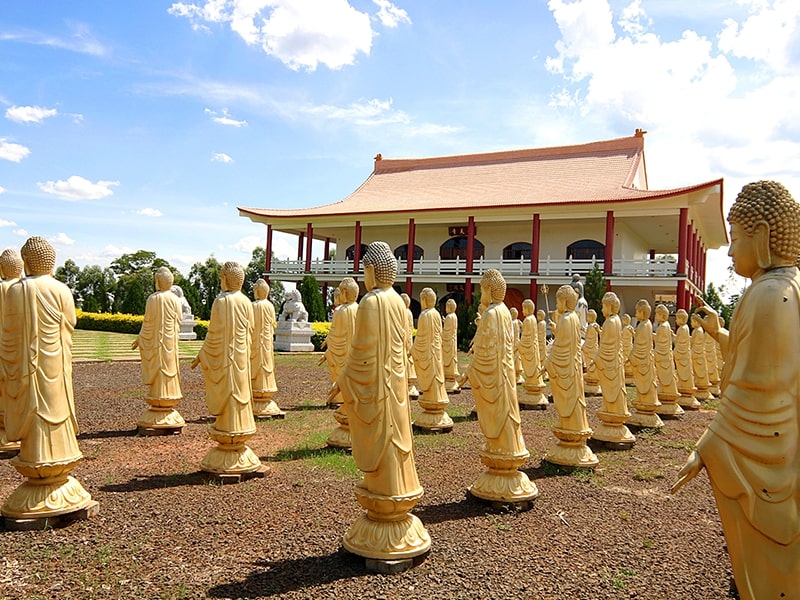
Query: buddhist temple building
239 131 726 316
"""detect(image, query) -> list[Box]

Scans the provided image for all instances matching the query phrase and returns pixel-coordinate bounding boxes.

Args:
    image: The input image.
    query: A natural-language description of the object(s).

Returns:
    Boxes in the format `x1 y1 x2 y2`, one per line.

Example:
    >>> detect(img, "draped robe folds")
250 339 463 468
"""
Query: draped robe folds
324 302 358 388
196 291 256 435
674 323 695 393
537 319 547 367
654 321 679 397
251 298 278 394
137 290 183 401
0 277 19 439
411 307 447 403
583 322 600 375
404 308 418 381
544 309 590 432
519 314 543 383
705 330 721 385
470 302 527 456
442 311 460 380
630 319 658 405
691 327 710 389
594 314 628 415
695 266 800 598
1 275 82 465
338 287 421 498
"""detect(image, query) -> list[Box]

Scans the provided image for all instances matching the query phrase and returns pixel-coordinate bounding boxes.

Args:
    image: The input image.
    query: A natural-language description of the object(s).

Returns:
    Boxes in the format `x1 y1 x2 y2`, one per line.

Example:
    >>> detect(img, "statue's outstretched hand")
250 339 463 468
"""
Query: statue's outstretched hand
694 303 720 334
327 382 340 405
131 339 139 350
191 356 200 370
671 450 704 494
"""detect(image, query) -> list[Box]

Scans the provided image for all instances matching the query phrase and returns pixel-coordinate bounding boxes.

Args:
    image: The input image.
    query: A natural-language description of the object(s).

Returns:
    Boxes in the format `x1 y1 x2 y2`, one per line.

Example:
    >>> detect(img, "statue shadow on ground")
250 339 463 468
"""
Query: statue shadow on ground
523 461 593 480
262 445 350 463
413 495 499 523
99 471 208 493
286 404 329 412
206 548 367 599
78 428 139 440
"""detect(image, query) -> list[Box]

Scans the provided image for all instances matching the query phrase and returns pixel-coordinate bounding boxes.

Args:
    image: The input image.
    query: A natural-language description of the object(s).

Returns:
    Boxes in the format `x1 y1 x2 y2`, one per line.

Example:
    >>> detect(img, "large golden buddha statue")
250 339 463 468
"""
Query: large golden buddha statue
0 248 23 455
1 237 95 523
672 180 800 599
251 278 282 418
328 241 430 564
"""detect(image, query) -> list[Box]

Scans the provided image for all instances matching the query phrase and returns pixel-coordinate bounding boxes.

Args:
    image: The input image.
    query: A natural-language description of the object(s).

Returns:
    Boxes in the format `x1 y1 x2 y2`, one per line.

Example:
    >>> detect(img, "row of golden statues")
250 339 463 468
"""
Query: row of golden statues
0 180 797 595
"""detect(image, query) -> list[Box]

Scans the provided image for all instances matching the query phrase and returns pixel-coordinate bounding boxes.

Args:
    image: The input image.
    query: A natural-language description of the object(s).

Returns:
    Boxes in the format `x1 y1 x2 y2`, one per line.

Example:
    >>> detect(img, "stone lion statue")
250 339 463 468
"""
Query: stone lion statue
278 288 309 323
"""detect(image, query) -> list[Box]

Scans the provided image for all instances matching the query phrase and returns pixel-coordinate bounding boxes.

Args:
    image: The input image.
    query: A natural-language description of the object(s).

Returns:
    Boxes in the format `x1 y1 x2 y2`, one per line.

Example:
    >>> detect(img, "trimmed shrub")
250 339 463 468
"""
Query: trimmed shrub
75 310 209 340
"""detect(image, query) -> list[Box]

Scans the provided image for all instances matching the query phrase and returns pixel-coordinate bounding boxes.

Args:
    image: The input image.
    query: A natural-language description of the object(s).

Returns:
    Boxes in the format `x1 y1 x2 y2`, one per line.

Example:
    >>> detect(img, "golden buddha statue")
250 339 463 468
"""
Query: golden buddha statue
626 299 663 429
251 278 283 418
653 303 683 417
0 248 23 455
442 298 461 392
673 309 700 409
325 277 359 448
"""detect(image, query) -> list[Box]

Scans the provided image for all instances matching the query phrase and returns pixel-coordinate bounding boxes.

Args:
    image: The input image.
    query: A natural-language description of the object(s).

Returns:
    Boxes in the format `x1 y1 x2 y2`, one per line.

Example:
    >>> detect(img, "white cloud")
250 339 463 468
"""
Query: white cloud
205 107 247 127
102 244 134 258
373 0 411 28
135 208 163 217
233 234 262 254
0 186 6 194
12 228 27 237
212 152 234 163
48 232 75 246
5 105 58 124
37 175 119 200
0 23 108 57
0 218 16 227
169 0 375 71
0 138 31 162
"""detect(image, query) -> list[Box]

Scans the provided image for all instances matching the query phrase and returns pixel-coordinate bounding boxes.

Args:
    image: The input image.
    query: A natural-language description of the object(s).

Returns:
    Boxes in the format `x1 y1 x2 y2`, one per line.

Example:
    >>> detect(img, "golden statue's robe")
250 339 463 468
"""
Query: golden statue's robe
442 310 460 381
691 326 710 390
654 320 679 398
196 291 255 435
595 314 628 415
545 309 590 432
137 289 183 401
251 297 278 395
325 301 358 393
470 301 527 455
1 275 82 465
412 307 447 403
674 322 695 393
705 327 721 385
339 287 421 498
519 314 543 383
630 319 658 405
696 266 800 599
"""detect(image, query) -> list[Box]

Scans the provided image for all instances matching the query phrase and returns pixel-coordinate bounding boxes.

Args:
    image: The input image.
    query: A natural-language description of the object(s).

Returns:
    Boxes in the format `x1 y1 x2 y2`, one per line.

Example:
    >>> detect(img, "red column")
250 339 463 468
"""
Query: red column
529 277 537 300
304 222 313 272
677 280 686 312
530 214 540 274
694 232 701 288
604 210 615 275
264 224 273 275
323 237 330 261
466 215 475 273
701 245 707 292
690 227 697 287
297 232 304 261
406 277 412 296
677 208 688 276
354 221 362 273
466 278 472 304
407 218 416 274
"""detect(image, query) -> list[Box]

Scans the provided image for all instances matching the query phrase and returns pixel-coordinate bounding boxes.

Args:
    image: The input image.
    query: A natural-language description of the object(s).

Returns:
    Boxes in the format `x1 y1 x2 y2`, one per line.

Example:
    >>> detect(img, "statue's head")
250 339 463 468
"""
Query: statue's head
20 236 56 276
556 284 577 312
362 241 397 287
536 308 545 321
690 313 702 328
635 298 651 320
155 266 174 291
602 291 620 317
220 261 245 292
654 303 669 323
480 269 506 303
420 287 436 310
446 298 457 314
621 313 631 326
254 278 270 301
0 248 23 280
570 274 584 297
510 306 518 319
676 308 688 326
400 292 411 309
171 285 184 298
332 287 341 306
587 308 597 323
522 298 535 317
339 277 359 304
727 180 800 277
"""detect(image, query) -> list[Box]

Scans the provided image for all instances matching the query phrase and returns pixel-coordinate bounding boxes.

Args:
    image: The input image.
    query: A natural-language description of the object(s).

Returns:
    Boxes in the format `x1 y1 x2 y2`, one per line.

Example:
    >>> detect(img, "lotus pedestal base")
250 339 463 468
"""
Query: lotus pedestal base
253 391 285 420
627 403 664 429
468 450 538 508
137 397 185 436
592 411 635 449
413 399 453 434
200 427 265 481
326 405 351 449
677 391 701 410
544 427 599 468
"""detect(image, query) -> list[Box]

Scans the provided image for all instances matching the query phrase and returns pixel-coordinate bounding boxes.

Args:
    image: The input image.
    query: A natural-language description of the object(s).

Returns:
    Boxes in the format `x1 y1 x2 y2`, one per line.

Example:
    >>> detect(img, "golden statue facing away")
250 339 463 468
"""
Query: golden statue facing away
192 261 265 479
328 241 430 566
325 277 359 449
411 288 454 432
591 292 635 448
518 299 548 409
251 278 283 419
1 237 96 525
542 284 598 467
582 308 601 396
442 298 461 393
653 303 683 417
690 313 711 401
627 299 663 429
467 269 538 504
620 313 635 385
673 309 700 409
400 292 420 399
132 266 185 435
0 248 23 456
672 180 800 599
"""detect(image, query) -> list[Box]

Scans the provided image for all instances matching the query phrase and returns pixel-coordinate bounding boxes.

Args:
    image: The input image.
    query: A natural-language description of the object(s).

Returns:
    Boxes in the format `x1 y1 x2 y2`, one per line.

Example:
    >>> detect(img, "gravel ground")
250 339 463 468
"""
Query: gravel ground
0 356 734 599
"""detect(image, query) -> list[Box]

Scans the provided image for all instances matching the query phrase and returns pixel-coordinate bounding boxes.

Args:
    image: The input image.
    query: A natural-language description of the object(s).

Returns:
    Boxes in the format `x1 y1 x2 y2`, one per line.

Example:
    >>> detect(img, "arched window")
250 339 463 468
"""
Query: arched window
345 244 369 260
566 239 605 260
439 236 484 260
503 242 531 260
394 244 424 261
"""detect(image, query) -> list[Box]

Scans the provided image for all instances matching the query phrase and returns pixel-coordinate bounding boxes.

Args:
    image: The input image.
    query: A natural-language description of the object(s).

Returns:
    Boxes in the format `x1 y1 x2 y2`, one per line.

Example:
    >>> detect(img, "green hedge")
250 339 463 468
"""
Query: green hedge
76 310 210 340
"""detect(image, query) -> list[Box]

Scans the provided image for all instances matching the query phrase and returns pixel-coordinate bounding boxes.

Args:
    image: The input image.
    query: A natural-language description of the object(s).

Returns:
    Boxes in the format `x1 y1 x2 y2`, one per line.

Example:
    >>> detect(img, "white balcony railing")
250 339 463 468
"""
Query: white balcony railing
268 255 678 278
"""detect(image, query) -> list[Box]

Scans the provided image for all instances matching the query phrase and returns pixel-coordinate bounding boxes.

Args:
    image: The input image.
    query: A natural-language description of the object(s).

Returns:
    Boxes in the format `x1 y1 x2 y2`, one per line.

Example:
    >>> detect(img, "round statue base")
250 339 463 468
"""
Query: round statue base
583 380 601 397
343 487 431 560
2 457 94 519
709 384 721 397
694 388 711 401
200 428 262 474
627 407 664 429
137 406 186 435
253 400 286 420
0 433 20 457
445 378 461 394
677 392 701 410
413 403 453 433
519 386 549 410
544 428 598 468
408 382 420 400
655 397 684 418
468 450 538 504
326 425 352 449
591 413 636 447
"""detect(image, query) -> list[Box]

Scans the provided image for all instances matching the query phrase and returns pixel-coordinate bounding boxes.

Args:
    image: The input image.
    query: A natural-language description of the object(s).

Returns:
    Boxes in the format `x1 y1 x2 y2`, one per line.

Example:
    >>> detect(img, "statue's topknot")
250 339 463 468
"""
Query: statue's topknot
728 180 800 261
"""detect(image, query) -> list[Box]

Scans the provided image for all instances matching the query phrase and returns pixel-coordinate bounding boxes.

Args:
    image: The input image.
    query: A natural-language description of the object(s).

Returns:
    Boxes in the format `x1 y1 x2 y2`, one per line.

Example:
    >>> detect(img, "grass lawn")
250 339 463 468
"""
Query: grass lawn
72 329 204 361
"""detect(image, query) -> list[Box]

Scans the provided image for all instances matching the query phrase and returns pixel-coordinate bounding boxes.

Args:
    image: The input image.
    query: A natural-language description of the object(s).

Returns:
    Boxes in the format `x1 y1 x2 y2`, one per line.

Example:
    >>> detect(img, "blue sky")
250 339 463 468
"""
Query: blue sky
2 0 799 296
